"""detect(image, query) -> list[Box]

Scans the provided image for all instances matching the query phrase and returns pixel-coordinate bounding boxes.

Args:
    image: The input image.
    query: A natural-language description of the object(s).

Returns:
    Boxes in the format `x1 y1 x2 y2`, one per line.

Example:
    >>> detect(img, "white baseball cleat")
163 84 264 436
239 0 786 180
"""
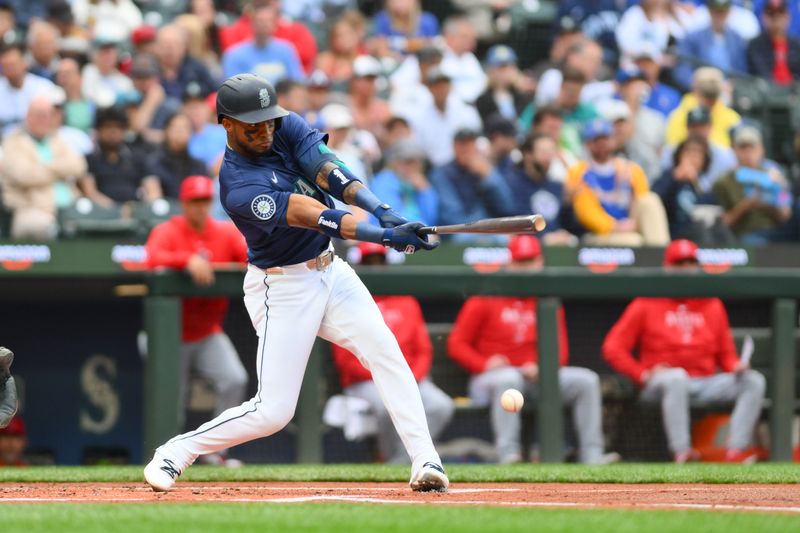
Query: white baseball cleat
410 462 449 492
144 451 183 492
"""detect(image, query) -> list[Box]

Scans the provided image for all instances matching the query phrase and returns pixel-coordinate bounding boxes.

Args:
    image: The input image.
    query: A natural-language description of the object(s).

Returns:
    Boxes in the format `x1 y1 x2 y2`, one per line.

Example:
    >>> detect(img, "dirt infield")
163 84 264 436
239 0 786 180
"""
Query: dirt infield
1 482 799 513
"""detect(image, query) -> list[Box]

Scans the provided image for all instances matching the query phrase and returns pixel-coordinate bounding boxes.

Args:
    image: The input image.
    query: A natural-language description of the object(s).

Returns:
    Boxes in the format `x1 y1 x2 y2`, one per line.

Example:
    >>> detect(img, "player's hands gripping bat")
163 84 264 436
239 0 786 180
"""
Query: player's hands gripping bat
383 221 439 254
0 347 18 428
417 215 546 236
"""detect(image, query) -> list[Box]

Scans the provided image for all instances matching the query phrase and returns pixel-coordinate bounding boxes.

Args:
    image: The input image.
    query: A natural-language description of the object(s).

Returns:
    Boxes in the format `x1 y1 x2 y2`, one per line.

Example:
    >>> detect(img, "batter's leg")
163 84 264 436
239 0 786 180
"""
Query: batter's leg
316 259 444 482
145 267 329 490
640 368 691 454
558 367 604 464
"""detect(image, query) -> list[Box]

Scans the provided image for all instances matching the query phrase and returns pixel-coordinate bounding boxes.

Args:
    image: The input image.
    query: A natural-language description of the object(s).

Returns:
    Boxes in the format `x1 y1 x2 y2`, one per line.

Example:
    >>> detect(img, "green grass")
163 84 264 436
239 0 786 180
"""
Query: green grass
1 463 799 484
0 503 797 533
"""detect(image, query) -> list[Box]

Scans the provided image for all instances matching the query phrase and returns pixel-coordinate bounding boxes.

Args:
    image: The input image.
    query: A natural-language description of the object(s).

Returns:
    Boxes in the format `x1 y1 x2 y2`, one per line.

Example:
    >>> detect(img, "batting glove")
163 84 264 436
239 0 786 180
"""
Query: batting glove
374 204 409 228
383 222 438 254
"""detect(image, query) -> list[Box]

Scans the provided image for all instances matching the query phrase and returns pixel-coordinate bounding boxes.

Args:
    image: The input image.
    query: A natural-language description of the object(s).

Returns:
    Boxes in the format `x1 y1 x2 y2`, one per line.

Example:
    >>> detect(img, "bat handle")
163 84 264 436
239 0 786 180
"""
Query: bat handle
417 226 437 236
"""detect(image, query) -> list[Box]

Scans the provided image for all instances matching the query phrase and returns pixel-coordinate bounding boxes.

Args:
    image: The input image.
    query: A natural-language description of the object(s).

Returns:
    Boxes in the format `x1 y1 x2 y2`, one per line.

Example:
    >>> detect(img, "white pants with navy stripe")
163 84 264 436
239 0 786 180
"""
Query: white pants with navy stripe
158 256 442 474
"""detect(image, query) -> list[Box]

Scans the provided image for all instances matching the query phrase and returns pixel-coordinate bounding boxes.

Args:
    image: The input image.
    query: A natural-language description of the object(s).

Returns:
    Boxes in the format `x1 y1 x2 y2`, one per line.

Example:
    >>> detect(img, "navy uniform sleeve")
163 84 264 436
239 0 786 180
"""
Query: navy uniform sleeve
277 113 338 178
224 183 292 234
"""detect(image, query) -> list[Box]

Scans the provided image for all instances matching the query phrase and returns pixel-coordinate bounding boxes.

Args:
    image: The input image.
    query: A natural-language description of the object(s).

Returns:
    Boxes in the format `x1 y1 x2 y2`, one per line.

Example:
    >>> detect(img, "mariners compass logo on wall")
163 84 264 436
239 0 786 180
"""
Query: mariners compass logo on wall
259 88 271 108
251 194 276 220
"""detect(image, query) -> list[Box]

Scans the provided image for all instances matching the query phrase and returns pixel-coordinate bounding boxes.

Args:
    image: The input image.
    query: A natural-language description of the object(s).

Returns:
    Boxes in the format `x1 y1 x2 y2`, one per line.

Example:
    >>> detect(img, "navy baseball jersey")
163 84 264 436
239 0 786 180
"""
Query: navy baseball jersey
219 112 338 268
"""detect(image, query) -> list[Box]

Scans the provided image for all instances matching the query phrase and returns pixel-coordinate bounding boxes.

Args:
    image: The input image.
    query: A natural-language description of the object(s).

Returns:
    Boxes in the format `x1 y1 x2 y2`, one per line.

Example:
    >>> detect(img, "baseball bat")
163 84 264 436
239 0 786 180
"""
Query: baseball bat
417 215 546 236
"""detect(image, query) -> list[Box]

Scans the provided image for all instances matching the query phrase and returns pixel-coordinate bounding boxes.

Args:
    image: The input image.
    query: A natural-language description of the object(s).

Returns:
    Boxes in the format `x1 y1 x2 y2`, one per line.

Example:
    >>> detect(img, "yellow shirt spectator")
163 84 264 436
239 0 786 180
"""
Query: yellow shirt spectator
665 93 741 148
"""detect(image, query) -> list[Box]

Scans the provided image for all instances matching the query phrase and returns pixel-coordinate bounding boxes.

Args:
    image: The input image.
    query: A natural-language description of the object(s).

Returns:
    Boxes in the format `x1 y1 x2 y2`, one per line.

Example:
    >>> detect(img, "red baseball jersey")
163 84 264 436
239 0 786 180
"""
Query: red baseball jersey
332 296 432 388
146 215 248 342
448 297 570 374
603 297 740 386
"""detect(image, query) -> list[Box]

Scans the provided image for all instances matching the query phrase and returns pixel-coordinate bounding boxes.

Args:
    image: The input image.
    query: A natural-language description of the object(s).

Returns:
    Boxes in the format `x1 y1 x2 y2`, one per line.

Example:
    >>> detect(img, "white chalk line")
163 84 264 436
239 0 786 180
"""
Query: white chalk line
2 494 800 513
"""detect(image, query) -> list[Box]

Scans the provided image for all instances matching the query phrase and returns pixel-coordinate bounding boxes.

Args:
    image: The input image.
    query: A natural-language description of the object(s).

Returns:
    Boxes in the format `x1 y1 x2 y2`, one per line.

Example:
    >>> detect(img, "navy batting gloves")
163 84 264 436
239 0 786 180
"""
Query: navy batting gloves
382 222 438 254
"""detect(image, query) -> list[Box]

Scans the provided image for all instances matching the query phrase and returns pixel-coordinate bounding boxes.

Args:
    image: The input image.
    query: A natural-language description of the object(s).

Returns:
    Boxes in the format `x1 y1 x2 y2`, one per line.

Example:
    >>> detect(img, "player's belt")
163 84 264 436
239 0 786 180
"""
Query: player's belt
260 250 335 275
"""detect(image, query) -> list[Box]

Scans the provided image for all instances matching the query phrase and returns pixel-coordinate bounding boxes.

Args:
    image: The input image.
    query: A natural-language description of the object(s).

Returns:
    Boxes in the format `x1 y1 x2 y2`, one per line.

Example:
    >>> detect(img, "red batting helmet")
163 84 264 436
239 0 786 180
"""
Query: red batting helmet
664 239 699 266
358 242 387 262
508 235 542 262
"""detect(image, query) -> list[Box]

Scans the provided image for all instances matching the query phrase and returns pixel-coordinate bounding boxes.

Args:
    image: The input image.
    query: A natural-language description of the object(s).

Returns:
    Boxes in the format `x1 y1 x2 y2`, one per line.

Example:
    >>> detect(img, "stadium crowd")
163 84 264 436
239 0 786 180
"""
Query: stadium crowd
0 0 798 245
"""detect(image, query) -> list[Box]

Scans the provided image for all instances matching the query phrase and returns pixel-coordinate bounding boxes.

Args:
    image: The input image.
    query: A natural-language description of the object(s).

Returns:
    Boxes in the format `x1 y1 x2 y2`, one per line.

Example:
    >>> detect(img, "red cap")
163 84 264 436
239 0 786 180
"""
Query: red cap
508 235 542 262
664 239 699 265
179 175 214 201
0 416 26 436
131 25 157 46
358 241 386 261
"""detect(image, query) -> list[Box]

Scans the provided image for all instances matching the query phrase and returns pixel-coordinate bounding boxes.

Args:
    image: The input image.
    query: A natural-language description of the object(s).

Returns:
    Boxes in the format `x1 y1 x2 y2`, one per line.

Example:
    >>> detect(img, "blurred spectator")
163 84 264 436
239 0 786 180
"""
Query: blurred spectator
713 126 795 244
674 0 748 90
369 0 439 59
55 58 95 133
332 242 454 464
0 95 86 240
531 105 579 183
72 0 142 43
305 70 330 126
389 45 443 114
0 2 17 45
222 4 303 84
484 115 518 172
26 20 60 81
174 14 223 81
522 68 599 154
686 0 761 41
536 39 613 107
383 115 412 149
187 0 223 59
146 112 207 200
50 86 93 156
666 67 740 148
319 103 376 180
475 45 528 125
0 42 56 133
754 0 800 39
555 1 625 63
430 129 514 239
276 78 309 116
349 56 390 143
616 0 692 68
315 12 364 84
607 68 666 182
603 239 766 464
503 133 577 246
146 176 249 464
81 37 133 108
0 416 26 466
46 1 89 41
400 66 482 168
450 0 514 44
389 15 486 103
652 136 734 243
449 235 616 465
660 106 737 192
79 106 158 207
220 0 317 73
370 138 437 225
157 24 217 101
131 25 158 56
130 54 183 146
631 44 682 117
187 88 227 175
549 14 588 65
747 0 800 84
566 119 670 246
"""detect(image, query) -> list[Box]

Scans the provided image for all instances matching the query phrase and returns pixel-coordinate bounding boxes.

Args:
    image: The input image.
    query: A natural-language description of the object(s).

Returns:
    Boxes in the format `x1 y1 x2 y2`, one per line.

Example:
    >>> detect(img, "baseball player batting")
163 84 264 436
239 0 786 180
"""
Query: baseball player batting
144 74 448 492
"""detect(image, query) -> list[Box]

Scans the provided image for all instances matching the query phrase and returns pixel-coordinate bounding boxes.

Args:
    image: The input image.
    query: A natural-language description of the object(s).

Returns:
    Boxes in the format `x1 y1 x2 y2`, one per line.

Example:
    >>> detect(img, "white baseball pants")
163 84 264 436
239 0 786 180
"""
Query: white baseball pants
158 257 442 473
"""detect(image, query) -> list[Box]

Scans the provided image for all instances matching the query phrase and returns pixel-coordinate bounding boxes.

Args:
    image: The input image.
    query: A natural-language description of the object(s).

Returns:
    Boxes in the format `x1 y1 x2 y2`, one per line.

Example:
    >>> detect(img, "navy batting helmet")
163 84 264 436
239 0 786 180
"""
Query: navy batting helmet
216 73 289 125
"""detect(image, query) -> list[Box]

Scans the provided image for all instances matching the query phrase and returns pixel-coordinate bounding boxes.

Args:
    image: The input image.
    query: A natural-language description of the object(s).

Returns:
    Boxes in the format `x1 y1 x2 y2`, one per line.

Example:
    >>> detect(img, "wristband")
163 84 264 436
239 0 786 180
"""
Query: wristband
317 209 349 239
326 164 361 200
355 222 389 244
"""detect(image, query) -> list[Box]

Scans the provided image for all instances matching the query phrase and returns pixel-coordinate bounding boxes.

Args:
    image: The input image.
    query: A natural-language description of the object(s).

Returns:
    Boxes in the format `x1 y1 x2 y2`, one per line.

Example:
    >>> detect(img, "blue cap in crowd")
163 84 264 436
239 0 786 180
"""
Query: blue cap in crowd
582 119 614 142
615 67 647 85
486 45 517 67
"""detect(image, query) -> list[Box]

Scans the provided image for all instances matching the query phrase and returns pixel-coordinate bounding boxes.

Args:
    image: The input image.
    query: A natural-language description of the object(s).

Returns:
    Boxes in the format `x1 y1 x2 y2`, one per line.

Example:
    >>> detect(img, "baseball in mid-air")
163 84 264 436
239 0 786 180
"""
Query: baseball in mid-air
500 389 524 413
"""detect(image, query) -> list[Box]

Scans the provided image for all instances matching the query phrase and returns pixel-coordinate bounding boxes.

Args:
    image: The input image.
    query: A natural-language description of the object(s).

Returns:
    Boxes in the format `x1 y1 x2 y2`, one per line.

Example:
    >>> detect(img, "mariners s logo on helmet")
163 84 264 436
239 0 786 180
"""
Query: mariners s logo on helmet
259 88 270 109
251 194 276 220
